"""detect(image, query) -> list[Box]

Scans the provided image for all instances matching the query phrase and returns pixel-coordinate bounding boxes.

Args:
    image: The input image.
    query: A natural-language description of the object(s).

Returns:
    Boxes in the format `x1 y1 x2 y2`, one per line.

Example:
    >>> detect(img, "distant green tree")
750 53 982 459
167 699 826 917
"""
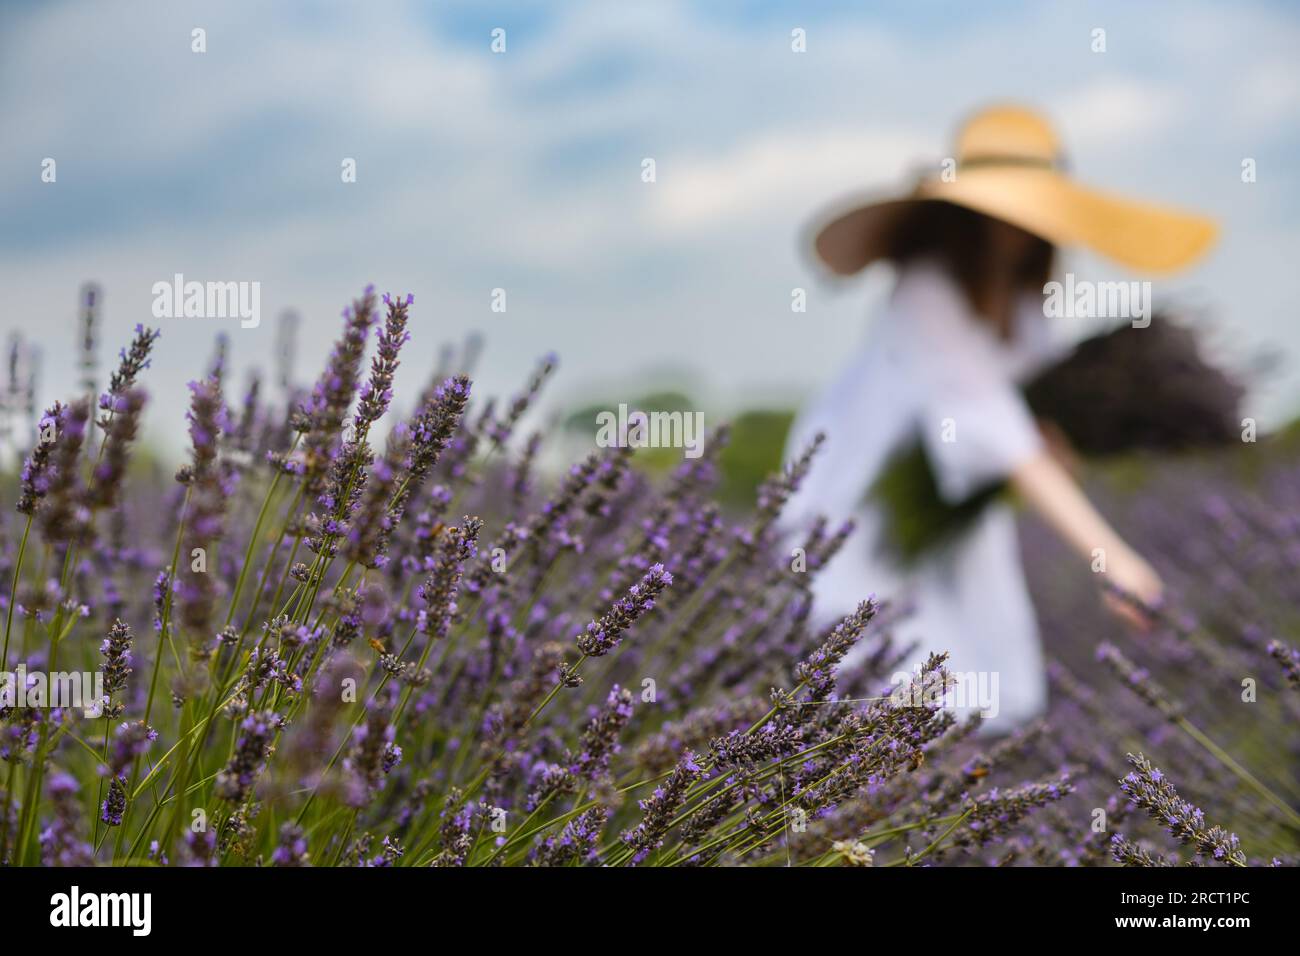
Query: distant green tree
718 409 795 510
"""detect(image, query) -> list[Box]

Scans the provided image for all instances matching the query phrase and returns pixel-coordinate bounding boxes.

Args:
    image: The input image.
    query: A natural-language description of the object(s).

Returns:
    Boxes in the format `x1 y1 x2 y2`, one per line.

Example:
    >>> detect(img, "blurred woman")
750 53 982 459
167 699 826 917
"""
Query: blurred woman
784 105 1217 731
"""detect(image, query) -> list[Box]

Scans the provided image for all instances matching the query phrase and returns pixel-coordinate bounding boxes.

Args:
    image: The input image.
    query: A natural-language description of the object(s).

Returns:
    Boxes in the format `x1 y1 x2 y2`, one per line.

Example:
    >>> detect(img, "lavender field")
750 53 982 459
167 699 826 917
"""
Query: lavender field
0 287 1294 868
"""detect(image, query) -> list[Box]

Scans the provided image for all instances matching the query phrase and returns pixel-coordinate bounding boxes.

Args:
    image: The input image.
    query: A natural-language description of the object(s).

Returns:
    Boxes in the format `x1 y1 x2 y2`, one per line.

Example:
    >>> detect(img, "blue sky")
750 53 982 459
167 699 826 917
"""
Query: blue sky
2 0 1298 451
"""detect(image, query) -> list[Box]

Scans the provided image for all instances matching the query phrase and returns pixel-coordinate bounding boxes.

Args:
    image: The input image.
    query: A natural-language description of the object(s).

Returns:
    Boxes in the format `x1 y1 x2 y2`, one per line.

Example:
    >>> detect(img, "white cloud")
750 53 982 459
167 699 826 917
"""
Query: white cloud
1054 78 1182 147
649 127 929 231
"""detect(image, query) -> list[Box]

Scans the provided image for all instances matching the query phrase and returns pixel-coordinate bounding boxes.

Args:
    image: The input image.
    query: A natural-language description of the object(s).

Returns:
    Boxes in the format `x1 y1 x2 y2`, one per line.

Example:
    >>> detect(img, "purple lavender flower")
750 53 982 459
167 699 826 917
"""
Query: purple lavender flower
100 776 128 828
102 324 160 406
36 398 90 543
1267 639 1300 689
176 374 235 648
99 721 157 827
571 685 634 782
743 431 825 550
296 287 378 495
99 618 133 718
305 439 371 558
1096 643 1181 719
15 402 62 516
215 711 279 803
87 386 147 509
576 564 672 657
793 599 878 700
509 431 543 504
416 518 482 640
179 375 227 485
346 376 471 569
1115 753 1246 866
40 772 93 866
271 822 310 866
366 835 404 867
354 292 412 433
342 690 401 808
531 806 608 866
620 751 702 864
487 352 557 449
151 569 170 632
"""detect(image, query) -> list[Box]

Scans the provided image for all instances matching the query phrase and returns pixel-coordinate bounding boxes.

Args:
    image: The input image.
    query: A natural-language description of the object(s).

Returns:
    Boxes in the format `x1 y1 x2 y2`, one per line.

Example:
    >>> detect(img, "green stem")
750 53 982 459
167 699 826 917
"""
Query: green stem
1 514 32 674
113 487 191 862
224 449 296 629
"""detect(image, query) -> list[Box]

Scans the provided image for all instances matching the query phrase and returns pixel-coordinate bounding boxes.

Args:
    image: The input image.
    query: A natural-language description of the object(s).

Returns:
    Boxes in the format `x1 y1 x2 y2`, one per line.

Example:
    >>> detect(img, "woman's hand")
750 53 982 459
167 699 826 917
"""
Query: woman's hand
1101 547 1164 632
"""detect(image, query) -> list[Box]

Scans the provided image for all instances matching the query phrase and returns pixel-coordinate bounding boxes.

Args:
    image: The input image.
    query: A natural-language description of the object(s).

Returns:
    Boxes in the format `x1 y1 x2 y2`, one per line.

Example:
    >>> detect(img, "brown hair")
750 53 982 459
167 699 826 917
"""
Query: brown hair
881 201 1054 339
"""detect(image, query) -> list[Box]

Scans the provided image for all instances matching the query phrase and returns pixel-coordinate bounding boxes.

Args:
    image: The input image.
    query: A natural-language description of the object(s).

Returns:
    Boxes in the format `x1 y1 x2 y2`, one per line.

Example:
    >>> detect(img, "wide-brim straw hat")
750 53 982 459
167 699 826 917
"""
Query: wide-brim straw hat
811 104 1217 276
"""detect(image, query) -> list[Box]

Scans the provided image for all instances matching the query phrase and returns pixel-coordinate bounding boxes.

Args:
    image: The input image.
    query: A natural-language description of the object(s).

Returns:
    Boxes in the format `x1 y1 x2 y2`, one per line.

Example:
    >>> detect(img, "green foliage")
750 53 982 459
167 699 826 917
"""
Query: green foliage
717 409 795 509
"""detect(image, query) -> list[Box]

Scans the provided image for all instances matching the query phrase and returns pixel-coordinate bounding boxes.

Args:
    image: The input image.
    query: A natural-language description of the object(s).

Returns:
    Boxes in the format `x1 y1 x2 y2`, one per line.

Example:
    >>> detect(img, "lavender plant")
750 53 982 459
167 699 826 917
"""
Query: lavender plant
1 285 1294 868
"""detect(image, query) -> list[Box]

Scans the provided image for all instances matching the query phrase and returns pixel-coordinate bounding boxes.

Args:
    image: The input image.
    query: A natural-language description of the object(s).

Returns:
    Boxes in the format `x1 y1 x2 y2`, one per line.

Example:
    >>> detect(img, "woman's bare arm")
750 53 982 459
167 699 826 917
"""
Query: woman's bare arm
1009 450 1163 613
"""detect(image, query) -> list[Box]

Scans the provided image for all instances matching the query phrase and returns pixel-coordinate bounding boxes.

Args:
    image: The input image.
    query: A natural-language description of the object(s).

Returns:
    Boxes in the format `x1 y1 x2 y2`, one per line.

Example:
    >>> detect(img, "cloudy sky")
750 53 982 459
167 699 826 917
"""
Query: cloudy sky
2 0 1298 452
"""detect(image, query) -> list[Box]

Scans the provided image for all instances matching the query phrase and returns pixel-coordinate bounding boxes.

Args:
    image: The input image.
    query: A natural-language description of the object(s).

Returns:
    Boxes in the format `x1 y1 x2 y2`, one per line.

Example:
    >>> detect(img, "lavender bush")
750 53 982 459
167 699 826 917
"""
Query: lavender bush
0 286 1294 867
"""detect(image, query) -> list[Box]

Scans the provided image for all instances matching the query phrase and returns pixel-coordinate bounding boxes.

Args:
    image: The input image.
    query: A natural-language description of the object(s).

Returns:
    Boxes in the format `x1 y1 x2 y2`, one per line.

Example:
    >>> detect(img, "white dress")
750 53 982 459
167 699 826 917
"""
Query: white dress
783 261 1066 731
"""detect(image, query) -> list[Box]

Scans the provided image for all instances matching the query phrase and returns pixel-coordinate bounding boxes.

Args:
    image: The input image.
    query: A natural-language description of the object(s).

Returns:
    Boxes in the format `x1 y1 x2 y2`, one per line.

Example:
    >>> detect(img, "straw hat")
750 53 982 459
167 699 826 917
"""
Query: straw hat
812 104 1217 276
